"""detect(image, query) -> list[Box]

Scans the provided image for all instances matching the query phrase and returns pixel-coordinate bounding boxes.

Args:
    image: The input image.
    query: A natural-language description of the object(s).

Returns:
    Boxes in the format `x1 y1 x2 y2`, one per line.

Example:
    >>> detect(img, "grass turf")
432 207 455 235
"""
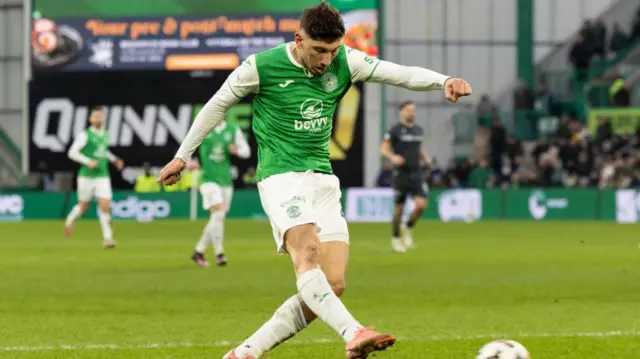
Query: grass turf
0 220 639 358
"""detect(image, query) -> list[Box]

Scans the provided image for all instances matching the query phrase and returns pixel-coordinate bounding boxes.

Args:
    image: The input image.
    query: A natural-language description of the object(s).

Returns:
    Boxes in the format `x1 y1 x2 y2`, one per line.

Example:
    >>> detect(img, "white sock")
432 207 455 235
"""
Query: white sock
210 211 225 255
65 205 83 226
296 268 361 342
194 217 214 253
98 210 113 241
194 236 209 253
235 295 307 358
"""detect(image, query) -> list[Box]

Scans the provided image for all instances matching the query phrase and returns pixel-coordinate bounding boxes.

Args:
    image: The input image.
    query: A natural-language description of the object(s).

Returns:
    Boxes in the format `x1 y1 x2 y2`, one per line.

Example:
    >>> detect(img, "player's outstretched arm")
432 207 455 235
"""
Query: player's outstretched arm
380 130 404 166
67 132 93 166
233 127 251 159
346 47 471 102
107 151 124 170
420 149 433 166
174 56 259 163
158 56 259 185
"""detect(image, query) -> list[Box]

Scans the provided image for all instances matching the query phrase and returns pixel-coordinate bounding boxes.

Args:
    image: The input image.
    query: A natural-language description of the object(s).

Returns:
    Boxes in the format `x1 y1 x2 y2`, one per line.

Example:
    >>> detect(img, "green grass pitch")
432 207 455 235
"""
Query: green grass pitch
1 220 639 358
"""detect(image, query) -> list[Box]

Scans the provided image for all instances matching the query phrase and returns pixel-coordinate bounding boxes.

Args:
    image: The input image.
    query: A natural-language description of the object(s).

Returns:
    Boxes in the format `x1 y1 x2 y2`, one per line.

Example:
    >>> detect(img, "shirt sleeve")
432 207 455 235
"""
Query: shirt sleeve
346 46 450 91
174 55 259 162
107 151 118 162
234 126 251 159
67 131 92 166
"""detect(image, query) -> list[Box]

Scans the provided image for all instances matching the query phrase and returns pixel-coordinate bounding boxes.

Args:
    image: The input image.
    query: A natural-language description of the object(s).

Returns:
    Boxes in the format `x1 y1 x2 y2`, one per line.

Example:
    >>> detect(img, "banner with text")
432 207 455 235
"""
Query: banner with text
1 189 639 222
31 1 378 72
29 77 366 188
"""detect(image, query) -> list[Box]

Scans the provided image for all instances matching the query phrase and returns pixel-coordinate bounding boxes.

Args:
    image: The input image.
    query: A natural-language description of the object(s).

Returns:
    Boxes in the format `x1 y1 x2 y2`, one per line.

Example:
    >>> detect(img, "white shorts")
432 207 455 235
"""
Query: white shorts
258 171 349 253
200 182 233 212
77 177 112 201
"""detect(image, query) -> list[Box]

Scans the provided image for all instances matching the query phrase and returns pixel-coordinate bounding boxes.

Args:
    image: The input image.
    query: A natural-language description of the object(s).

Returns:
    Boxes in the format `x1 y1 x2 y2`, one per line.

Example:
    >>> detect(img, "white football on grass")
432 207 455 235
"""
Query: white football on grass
476 340 530 359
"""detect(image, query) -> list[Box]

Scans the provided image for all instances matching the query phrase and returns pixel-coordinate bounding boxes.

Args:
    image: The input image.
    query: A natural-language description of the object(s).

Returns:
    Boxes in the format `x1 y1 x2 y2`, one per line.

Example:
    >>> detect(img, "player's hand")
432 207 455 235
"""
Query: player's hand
424 156 433 166
444 78 472 103
157 158 186 186
228 144 238 156
88 160 98 169
114 158 124 171
390 155 405 166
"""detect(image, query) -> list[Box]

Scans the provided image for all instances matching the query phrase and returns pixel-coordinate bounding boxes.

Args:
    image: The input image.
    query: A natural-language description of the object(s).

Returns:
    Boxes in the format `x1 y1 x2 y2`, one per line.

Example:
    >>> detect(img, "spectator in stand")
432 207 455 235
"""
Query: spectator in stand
569 30 593 82
467 158 493 188
513 79 534 113
456 159 472 186
573 151 593 188
514 156 538 187
499 155 514 188
594 117 614 145
37 160 55 192
610 71 640 107
505 135 524 161
616 153 635 188
514 79 535 136
599 156 617 188
538 145 562 187
631 168 640 187
592 19 607 60
490 117 506 175
427 159 445 188
472 127 490 162
631 7 640 38
581 20 596 52
444 159 460 188
554 113 574 140
376 161 393 187
609 23 629 55
534 83 557 116
476 94 498 126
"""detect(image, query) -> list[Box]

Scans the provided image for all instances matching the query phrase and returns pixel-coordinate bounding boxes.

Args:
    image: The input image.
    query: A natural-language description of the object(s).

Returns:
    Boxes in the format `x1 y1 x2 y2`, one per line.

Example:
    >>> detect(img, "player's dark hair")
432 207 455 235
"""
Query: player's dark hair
300 1 345 42
90 105 104 113
399 101 415 111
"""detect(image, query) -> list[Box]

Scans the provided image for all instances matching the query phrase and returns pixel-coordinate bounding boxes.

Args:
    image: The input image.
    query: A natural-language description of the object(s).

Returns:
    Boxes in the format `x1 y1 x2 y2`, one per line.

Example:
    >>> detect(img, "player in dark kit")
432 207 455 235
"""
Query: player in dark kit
380 101 433 252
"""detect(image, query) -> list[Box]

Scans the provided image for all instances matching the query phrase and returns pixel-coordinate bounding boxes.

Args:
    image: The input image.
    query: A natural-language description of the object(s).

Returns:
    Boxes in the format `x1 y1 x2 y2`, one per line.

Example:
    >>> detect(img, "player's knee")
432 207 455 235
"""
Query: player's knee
98 201 111 213
414 197 427 211
286 224 321 267
301 241 320 266
328 279 346 297
78 202 90 213
392 204 404 217
210 203 225 213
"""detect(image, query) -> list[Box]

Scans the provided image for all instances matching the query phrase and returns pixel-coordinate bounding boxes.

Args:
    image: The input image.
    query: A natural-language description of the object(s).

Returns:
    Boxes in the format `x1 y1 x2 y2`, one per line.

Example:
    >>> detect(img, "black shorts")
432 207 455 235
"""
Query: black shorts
392 170 428 204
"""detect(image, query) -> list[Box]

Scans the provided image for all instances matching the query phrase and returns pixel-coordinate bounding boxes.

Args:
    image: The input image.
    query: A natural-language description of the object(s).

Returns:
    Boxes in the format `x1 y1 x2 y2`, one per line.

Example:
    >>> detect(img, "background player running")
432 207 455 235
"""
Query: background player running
64 106 124 248
157 2 471 358
191 122 251 267
380 100 433 252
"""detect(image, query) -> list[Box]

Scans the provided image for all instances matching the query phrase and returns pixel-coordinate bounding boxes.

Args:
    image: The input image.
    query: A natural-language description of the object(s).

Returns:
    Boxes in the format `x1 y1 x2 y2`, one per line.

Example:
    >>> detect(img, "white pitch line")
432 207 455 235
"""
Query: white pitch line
2 330 638 352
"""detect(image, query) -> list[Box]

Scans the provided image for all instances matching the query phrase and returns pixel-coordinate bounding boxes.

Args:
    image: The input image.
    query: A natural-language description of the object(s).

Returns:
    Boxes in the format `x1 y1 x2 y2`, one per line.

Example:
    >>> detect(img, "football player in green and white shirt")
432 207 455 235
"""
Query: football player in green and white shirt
157 2 471 358
65 106 124 248
191 122 250 267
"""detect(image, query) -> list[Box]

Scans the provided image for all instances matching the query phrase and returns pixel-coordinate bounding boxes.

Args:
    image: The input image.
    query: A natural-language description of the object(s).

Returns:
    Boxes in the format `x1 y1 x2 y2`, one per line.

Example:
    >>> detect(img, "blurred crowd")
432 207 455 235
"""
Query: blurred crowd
377 116 640 190
569 9 640 78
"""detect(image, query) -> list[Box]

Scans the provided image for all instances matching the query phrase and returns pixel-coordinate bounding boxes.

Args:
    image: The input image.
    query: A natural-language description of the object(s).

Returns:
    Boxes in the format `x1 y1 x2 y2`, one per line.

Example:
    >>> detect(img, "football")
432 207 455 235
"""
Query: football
476 340 530 359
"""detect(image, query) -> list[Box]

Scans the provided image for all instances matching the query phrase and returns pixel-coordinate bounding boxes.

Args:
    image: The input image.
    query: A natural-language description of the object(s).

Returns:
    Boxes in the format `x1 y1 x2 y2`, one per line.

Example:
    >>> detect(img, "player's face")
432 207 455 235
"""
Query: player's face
89 109 105 128
400 104 416 123
296 31 343 75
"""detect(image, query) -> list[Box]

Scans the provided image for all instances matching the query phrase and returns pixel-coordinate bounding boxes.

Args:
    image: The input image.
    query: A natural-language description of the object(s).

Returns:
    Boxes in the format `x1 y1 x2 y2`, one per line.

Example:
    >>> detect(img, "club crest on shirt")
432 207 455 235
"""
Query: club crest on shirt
321 72 338 93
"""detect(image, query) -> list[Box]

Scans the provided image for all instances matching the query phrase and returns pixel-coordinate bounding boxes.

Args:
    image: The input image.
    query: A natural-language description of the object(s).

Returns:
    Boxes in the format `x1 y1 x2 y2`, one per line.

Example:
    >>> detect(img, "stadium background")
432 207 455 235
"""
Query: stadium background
0 1 639 358
1 0 638 221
